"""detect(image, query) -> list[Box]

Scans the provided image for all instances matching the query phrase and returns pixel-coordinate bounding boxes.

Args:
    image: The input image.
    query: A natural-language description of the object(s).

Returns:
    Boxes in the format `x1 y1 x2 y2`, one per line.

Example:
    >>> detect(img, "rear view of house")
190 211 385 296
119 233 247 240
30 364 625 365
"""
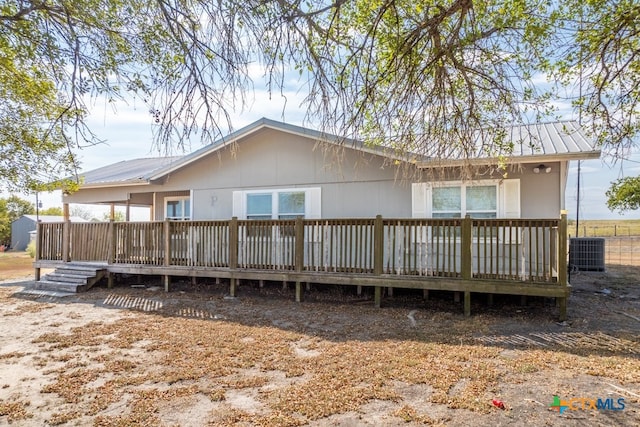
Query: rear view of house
35 118 600 319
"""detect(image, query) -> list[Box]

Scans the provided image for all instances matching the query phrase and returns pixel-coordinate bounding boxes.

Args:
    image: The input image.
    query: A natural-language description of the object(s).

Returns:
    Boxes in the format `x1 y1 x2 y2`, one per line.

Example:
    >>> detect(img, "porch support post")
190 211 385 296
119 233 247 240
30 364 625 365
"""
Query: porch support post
163 219 171 292
294 217 304 303
125 201 131 222
62 214 70 263
373 215 383 308
374 286 382 308
558 212 569 321
110 203 115 221
229 217 239 297
34 221 41 280
464 292 471 317
295 282 303 302
107 273 114 289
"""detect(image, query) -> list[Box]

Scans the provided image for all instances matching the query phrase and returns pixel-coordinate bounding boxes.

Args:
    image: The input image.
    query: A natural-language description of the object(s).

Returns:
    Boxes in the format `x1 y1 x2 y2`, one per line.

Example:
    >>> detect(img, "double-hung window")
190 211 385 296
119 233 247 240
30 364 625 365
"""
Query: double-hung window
165 197 191 220
233 187 321 220
432 184 498 219
412 179 520 219
245 191 306 220
234 188 321 238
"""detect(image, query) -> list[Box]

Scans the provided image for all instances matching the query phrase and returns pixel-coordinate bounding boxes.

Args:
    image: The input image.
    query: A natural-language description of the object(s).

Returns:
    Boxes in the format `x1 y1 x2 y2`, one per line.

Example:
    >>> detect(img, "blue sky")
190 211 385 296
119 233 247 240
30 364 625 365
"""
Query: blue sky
15 84 640 222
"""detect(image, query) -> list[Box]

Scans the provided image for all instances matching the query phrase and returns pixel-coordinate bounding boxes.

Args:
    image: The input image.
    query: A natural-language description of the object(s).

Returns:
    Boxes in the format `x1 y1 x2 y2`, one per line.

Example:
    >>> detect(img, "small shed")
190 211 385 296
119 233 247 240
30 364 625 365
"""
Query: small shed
11 215 88 251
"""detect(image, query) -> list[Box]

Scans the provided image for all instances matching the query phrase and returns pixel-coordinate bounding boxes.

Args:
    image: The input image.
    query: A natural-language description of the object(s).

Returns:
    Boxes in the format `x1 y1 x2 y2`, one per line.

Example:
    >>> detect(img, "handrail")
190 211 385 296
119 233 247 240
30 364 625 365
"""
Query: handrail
36 215 566 284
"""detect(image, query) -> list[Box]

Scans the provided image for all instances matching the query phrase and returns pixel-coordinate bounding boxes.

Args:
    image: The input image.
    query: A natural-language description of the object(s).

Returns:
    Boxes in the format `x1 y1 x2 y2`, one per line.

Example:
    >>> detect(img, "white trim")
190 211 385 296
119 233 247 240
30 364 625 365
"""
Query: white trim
232 187 321 219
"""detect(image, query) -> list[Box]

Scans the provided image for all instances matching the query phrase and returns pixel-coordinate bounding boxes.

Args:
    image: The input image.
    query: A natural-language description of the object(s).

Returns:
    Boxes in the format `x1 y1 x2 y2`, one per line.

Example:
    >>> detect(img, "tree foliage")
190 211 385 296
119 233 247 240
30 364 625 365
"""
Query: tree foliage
0 195 34 245
606 176 640 213
1 0 638 190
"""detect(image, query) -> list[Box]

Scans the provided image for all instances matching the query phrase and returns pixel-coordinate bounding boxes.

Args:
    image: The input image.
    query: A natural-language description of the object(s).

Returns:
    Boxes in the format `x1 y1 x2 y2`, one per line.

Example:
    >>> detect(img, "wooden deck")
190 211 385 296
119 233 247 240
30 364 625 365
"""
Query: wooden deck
34 215 570 319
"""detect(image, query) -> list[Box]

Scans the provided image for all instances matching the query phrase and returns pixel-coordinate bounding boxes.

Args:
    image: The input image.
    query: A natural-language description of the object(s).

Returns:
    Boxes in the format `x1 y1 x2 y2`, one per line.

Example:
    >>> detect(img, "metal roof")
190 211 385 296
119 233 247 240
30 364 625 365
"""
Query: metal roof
79 156 182 186
76 118 600 186
416 121 600 167
21 215 88 223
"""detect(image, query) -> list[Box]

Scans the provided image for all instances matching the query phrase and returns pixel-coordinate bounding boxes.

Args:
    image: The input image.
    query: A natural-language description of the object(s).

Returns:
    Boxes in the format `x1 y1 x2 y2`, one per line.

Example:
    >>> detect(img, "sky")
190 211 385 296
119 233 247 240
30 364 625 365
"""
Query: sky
9 81 640 222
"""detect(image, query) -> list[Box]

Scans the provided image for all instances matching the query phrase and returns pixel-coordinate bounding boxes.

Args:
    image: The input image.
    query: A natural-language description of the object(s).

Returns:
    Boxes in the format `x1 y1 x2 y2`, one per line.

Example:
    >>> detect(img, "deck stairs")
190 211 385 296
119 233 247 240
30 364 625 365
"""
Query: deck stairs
35 263 107 293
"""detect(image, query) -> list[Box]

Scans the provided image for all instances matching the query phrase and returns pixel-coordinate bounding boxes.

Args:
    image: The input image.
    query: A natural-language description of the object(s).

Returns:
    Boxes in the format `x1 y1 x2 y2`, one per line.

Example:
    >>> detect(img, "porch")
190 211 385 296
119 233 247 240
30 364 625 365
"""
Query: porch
34 215 570 320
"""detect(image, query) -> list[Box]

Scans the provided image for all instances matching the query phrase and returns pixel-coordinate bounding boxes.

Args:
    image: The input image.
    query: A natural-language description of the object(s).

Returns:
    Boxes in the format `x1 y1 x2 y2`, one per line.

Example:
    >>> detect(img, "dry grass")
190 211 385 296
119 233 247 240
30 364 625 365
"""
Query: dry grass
0 251 34 281
24 301 639 425
569 219 640 237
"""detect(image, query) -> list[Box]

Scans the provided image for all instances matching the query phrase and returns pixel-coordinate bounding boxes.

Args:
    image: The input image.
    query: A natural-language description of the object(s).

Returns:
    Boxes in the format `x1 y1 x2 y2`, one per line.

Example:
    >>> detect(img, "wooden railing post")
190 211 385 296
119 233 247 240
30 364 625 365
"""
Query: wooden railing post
108 220 116 264
62 220 71 263
461 215 472 280
373 215 383 308
294 217 305 302
229 217 239 297
557 212 569 321
461 215 472 317
163 219 171 292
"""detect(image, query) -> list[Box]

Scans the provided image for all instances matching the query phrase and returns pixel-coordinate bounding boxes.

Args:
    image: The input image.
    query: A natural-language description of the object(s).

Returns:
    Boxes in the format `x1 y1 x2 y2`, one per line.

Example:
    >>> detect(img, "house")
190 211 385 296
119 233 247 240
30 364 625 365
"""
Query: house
11 215 87 251
61 118 600 221
35 118 600 319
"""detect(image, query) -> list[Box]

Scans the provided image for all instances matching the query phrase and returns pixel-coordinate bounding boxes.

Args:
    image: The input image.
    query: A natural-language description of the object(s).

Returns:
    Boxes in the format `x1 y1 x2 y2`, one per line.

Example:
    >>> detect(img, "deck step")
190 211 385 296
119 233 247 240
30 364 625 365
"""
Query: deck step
33 280 88 293
36 264 107 293
43 273 95 284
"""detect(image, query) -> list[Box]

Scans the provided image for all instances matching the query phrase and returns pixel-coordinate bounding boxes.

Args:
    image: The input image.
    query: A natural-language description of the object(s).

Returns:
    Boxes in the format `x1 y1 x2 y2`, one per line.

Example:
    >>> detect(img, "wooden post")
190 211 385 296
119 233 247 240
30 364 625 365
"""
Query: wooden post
295 282 303 302
229 217 239 297
63 203 70 222
107 220 116 264
423 289 429 300
34 221 41 280
558 212 569 321
464 291 471 317
487 294 494 306
163 219 171 292
461 215 472 280
107 273 114 289
373 215 383 308
110 203 115 221
294 217 304 302
125 201 131 222
374 286 382 308
62 219 70 263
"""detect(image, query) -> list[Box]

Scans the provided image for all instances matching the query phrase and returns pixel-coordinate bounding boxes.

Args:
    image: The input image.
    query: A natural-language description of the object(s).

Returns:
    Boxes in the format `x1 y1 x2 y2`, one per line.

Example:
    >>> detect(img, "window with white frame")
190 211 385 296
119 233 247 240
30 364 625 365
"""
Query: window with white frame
432 184 498 218
165 196 191 220
245 191 306 220
412 179 520 219
233 188 321 220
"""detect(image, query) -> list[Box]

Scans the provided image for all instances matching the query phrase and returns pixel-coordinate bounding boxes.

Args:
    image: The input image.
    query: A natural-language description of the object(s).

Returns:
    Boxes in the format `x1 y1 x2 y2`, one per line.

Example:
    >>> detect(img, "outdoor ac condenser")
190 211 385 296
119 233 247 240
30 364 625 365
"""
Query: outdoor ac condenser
569 237 606 271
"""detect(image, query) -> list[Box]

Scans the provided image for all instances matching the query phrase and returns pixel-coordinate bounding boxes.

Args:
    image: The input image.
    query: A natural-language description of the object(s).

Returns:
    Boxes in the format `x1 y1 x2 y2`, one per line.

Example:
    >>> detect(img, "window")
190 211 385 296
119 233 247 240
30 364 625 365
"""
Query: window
165 197 191 220
233 188 321 220
245 191 306 219
412 179 520 219
432 184 497 219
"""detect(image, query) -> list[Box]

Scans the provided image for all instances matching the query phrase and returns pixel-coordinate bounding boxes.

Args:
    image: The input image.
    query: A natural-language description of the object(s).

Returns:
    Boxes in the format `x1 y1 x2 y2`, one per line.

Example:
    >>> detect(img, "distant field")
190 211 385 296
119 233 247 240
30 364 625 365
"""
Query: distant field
568 219 640 237
0 252 33 281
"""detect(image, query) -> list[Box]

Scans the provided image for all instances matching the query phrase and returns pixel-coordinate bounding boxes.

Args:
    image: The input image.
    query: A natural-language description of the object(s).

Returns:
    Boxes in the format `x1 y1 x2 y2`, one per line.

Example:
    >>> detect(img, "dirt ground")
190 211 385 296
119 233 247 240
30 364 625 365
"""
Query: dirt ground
0 266 639 426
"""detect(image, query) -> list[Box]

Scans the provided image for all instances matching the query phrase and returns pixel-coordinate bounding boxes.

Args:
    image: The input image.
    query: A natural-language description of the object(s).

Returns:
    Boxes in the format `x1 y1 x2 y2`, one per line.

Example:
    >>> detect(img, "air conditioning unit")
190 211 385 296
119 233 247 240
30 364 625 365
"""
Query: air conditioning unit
569 238 605 271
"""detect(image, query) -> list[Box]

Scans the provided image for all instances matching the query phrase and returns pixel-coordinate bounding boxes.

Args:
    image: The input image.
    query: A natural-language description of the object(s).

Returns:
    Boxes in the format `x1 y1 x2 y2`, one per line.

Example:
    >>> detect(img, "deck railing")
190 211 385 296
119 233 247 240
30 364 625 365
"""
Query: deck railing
37 215 567 284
